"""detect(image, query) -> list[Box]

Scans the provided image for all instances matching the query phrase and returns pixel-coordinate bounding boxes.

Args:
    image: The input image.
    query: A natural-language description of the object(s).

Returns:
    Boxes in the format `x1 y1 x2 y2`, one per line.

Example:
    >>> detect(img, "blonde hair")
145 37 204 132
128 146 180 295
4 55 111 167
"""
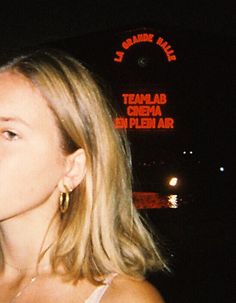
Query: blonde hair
0 49 167 283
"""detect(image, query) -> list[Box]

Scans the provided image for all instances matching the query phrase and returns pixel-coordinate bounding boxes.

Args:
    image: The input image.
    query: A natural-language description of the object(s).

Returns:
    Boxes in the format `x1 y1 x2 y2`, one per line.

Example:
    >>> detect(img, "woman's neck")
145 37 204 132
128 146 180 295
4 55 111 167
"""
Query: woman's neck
0 202 59 275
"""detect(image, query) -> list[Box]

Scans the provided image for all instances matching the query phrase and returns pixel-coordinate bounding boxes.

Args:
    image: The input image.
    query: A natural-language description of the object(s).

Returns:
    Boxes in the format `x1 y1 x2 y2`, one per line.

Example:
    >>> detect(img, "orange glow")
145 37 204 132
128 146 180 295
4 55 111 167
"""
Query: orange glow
129 117 156 129
113 32 177 63
122 33 154 50
133 192 175 209
157 117 174 129
156 37 176 62
127 105 162 117
114 117 128 129
114 91 175 130
114 51 124 62
122 93 167 105
114 117 175 129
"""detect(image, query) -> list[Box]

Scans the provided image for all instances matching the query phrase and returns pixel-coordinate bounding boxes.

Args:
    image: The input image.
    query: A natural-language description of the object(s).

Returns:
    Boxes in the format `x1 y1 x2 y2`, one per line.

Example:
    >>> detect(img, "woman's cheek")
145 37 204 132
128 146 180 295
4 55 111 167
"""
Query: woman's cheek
0 146 63 218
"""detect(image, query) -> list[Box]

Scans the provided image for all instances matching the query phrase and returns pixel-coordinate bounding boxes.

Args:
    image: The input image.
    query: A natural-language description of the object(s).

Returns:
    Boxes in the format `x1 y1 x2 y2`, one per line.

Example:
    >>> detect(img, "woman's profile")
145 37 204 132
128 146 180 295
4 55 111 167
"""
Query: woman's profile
0 49 167 302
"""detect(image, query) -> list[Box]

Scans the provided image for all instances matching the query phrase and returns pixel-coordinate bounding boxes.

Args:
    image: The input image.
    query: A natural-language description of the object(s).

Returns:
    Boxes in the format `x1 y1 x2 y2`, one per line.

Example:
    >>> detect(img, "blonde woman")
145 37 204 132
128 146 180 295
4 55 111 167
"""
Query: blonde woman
0 49 167 302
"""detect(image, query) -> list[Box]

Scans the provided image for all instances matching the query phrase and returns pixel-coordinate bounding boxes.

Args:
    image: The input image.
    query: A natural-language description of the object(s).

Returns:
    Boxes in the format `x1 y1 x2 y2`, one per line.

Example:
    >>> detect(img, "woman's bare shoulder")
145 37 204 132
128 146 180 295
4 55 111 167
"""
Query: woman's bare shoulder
102 275 165 303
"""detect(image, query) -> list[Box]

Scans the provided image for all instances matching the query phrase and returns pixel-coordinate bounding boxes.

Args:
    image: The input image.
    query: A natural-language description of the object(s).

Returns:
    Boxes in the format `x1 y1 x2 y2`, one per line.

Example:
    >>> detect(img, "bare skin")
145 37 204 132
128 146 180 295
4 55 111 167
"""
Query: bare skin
0 273 165 303
102 275 165 303
0 72 165 303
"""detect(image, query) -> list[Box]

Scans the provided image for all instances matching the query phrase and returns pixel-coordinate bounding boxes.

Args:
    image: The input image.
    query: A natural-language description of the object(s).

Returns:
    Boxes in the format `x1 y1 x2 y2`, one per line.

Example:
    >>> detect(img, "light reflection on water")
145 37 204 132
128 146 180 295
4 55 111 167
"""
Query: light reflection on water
133 192 190 209
167 194 178 208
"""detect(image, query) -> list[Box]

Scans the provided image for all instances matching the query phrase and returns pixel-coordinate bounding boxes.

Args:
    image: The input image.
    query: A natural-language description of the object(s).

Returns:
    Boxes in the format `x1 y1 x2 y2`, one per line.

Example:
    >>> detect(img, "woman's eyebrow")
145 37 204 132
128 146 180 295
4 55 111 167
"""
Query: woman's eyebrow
0 116 31 127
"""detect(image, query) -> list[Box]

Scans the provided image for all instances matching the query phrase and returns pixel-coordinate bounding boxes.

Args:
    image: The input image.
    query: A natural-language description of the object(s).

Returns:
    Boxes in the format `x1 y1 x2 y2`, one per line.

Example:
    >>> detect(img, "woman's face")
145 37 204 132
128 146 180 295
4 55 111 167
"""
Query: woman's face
0 71 66 221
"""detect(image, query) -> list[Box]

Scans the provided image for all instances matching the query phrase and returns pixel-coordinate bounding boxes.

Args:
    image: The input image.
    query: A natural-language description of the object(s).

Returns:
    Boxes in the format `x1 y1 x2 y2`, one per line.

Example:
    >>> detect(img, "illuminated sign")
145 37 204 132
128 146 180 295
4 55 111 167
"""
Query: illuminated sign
133 192 179 209
114 92 175 130
113 29 177 131
114 32 177 63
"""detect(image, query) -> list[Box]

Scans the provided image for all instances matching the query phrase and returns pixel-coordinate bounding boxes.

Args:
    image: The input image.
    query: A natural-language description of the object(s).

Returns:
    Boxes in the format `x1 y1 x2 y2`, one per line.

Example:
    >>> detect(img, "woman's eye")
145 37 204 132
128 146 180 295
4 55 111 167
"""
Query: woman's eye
2 130 19 141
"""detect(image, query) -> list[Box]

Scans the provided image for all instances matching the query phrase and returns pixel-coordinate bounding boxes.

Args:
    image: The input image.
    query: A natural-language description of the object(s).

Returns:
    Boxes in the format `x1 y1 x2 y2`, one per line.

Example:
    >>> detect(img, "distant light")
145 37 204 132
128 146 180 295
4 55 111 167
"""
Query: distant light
169 177 178 186
189 151 193 154
137 56 149 67
168 195 178 208
219 167 224 172
183 151 186 155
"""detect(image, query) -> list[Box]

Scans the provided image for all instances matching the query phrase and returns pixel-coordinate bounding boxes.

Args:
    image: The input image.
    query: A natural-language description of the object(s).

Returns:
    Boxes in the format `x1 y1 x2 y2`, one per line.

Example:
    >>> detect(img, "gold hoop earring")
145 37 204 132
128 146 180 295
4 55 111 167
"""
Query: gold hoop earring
59 185 71 213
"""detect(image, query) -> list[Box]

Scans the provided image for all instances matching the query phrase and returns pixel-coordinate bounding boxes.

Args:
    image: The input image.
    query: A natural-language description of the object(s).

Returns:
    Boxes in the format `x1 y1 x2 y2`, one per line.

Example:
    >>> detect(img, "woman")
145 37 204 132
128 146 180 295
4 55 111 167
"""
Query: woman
0 49 167 302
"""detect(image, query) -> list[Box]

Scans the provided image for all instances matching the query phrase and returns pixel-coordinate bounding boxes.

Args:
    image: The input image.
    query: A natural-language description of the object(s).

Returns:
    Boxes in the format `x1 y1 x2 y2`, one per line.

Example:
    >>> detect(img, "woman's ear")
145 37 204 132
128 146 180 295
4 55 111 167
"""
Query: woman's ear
58 148 86 192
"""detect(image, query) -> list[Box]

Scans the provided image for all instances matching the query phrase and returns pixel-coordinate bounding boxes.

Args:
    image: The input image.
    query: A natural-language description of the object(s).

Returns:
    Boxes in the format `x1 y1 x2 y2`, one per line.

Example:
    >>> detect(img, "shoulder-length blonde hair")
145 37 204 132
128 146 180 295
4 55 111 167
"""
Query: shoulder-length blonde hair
0 49 167 283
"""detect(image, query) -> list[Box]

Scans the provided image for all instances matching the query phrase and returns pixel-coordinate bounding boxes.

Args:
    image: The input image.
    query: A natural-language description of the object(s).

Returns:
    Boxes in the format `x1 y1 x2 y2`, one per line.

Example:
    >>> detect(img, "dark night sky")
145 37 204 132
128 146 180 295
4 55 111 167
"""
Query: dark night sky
0 1 235 50
0 1 235 168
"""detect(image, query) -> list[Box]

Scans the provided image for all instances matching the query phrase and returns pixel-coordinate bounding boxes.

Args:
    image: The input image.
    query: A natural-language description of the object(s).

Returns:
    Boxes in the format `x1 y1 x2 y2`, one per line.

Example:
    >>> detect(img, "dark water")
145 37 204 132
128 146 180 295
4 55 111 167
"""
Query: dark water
141 189 234 303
